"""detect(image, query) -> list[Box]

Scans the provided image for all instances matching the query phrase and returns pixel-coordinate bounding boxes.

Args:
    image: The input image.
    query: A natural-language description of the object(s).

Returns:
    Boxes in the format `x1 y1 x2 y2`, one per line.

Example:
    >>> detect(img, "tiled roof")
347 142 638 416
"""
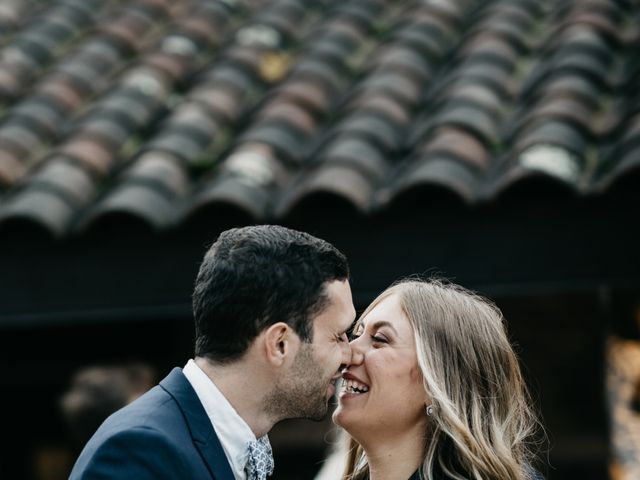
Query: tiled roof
0 0 638 237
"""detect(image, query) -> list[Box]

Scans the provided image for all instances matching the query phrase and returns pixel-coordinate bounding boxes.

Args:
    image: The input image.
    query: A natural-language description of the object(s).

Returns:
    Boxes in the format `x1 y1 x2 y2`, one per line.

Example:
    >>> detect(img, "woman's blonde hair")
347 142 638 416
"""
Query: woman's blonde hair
342 279 544 480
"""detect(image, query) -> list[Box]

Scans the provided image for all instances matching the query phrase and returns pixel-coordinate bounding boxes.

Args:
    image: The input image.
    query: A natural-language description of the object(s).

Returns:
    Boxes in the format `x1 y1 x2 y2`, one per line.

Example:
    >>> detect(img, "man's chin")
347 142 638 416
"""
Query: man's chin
304 401 329 422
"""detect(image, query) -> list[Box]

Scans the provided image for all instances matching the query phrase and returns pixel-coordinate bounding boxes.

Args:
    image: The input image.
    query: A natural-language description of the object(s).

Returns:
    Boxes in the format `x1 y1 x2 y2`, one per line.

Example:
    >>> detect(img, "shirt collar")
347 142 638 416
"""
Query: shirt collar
183 359 256 480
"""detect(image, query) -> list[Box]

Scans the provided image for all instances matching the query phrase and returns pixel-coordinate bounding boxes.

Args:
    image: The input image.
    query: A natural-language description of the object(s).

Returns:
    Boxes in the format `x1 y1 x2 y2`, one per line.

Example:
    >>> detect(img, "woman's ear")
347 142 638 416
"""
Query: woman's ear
262 322 300 366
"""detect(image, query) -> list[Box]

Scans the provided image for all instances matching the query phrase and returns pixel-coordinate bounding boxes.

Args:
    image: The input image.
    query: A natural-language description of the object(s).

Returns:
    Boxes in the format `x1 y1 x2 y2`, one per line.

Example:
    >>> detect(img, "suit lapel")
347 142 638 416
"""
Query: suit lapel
160 368 236 480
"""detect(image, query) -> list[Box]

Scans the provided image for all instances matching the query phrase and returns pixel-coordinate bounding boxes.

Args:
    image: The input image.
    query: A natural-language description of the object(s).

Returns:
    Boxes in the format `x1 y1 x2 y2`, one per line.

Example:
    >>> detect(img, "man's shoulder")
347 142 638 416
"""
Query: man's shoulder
80 369 194 454
101 367 194 433
69 374 199 479
69 422 191 479
104 382 181 431
79 382 187 456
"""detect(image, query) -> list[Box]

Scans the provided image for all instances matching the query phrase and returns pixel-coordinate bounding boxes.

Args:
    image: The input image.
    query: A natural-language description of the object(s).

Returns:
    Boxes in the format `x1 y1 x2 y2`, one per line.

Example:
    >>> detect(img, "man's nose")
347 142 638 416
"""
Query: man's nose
340 339 352 368
347 337 364 366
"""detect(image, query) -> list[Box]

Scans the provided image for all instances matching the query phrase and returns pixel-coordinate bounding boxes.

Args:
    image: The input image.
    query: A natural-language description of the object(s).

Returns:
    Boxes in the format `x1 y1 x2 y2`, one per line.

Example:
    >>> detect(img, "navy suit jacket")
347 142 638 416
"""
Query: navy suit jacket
70 368 235 480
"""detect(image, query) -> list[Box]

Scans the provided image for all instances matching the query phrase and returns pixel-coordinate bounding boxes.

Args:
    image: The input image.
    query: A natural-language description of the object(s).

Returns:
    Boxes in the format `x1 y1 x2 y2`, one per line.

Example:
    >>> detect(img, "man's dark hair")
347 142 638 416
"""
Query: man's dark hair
192 225 349 363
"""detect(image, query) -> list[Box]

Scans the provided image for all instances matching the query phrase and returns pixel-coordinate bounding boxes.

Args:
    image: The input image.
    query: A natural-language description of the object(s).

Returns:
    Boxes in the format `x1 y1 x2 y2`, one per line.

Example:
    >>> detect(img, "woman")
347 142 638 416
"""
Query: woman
332 279 544 480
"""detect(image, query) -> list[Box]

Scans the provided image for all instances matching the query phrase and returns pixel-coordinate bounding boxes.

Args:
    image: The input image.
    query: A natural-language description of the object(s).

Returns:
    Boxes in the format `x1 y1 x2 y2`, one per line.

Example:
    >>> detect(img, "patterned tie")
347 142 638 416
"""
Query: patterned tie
245 435 274 480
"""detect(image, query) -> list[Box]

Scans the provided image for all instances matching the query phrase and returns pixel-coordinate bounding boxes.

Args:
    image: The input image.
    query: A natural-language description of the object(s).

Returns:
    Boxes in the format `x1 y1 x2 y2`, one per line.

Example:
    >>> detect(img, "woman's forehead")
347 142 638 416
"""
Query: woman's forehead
358 294 410 330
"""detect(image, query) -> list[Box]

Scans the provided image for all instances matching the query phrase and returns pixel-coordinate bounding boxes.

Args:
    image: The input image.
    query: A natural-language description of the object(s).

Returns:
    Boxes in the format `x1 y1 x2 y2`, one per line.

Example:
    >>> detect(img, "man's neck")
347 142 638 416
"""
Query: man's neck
195 356 275 438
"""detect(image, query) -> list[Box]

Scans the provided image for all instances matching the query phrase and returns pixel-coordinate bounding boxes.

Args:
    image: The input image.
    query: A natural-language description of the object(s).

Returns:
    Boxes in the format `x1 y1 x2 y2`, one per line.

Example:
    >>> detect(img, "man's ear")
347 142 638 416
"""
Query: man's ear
262 322 299 366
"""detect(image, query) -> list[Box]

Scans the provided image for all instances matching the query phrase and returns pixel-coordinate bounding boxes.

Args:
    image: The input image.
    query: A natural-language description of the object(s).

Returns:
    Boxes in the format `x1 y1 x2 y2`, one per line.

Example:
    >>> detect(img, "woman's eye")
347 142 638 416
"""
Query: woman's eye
371 335 388 344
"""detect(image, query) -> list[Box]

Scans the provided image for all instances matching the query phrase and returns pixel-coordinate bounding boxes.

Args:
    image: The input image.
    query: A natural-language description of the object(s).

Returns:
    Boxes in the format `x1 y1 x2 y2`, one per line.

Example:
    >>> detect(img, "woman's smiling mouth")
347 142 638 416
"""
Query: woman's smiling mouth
340 373 370 397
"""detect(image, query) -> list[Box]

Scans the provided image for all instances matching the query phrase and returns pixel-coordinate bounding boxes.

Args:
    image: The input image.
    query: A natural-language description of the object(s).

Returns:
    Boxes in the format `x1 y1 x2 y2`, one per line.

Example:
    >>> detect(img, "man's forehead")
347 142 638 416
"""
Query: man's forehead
314 309 355 335
316 280 355 328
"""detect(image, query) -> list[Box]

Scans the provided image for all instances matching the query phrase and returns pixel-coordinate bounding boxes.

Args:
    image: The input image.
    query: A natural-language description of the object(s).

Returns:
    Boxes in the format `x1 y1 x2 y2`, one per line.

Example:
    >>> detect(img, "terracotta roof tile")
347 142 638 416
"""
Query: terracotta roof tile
29 158 96 205
0 0 638 236
0 188 77 236
418 127 491 172
81 183 181 231
186 143 290 223
0 149 26 188
380 154 482 207
276 162 378 217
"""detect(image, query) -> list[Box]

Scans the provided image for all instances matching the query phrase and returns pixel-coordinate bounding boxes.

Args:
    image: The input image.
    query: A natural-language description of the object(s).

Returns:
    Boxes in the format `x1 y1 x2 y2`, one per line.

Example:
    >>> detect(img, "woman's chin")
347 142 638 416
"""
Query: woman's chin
332 404 352 429
332 405 363 435
331 405 344 426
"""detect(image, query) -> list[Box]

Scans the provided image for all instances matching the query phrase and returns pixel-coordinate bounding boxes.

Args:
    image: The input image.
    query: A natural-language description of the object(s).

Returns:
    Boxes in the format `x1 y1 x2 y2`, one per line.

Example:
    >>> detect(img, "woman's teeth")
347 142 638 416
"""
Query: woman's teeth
343 379 369 394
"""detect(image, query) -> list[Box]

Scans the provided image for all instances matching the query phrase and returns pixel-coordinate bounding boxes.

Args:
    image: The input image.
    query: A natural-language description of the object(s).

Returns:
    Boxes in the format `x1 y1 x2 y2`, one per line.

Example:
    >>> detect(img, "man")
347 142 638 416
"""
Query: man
70 225 356 479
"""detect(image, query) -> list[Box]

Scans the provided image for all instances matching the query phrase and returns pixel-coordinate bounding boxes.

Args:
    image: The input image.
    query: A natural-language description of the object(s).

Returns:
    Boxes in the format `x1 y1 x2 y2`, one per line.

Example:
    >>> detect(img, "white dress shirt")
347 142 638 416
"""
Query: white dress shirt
183 359 256 480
